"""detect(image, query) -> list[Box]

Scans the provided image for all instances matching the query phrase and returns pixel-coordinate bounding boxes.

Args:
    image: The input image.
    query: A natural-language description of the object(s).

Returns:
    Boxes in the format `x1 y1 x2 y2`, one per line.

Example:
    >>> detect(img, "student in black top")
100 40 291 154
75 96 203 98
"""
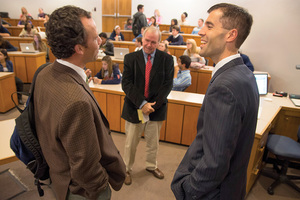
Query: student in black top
99 32 114 56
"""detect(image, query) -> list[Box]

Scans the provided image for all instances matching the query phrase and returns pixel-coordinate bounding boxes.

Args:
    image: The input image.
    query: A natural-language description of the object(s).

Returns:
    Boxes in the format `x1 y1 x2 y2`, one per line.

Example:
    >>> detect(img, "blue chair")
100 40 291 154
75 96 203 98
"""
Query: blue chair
261 126 300 195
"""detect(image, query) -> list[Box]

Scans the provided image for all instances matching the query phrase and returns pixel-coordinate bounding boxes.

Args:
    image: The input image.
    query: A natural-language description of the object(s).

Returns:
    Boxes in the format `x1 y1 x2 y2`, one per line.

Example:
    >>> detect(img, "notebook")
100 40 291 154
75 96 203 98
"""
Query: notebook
254 73 268 95
20 43 38 53
114 47 129 60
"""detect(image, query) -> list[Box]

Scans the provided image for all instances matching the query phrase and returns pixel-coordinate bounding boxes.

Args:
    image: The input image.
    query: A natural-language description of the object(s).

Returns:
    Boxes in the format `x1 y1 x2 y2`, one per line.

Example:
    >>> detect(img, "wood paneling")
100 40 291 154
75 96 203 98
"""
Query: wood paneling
107 94 121 132
102 0 131 32
93 92 107 116
197 71 211 94
165 103 184 144
181 106 201 145
0 73 18 113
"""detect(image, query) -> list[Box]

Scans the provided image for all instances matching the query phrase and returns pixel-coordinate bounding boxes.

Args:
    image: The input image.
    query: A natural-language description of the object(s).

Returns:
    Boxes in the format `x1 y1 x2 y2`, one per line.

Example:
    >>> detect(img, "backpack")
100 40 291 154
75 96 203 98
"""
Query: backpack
10 62 51 197
132 15 141 37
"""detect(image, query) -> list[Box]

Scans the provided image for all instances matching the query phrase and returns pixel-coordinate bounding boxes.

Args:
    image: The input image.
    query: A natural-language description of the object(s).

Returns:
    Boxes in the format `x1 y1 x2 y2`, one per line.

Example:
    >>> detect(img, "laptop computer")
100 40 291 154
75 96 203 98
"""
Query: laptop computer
254 73 268 95
114 47 129 60
20 43 39 53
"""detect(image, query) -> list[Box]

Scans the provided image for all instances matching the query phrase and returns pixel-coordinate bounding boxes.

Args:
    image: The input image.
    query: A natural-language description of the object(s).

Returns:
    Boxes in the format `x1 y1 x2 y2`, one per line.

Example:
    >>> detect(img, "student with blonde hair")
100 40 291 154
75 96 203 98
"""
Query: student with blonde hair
93 55 121 84
183 39 205 68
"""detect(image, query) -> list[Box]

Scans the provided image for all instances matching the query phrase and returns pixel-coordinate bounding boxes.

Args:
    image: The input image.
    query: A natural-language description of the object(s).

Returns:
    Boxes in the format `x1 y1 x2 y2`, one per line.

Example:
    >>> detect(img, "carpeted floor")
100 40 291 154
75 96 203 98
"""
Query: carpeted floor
0 90 299 199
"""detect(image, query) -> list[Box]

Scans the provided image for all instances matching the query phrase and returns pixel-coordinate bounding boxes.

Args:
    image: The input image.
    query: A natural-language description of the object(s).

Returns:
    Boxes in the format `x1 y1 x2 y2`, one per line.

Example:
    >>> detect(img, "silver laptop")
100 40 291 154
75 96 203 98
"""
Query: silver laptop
254 73 268 95
20 43 38 53
114 47 129 60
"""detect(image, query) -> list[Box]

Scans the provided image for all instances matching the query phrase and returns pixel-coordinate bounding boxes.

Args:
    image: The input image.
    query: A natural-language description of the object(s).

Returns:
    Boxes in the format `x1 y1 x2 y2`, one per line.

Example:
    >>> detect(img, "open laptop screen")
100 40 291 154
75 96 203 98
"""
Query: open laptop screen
254 73 268 95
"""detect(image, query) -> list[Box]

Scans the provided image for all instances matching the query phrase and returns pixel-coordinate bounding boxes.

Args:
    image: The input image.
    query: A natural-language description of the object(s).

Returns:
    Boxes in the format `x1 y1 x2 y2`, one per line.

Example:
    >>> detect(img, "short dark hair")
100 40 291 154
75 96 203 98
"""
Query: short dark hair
172 25 180 32
24 22 33 31
137 4 144 11
136 37 142 44
179 55 191 69
46 5 91 59
208 3 253 48
99 32 107 39
183 12 188 18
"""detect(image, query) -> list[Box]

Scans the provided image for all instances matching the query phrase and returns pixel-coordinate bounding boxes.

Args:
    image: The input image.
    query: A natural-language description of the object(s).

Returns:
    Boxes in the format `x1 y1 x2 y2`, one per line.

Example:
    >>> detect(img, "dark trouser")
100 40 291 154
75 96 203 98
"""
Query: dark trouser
15 76 23 100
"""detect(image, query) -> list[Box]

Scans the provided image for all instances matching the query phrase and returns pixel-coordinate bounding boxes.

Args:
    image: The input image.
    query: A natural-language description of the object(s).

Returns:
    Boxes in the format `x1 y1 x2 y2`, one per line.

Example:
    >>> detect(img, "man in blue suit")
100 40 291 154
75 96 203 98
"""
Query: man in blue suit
171 3 259 200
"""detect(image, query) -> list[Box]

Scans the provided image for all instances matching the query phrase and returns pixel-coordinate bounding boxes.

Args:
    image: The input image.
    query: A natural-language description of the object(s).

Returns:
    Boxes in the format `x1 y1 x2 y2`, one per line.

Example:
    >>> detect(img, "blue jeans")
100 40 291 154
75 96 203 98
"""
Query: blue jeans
66 185 111 200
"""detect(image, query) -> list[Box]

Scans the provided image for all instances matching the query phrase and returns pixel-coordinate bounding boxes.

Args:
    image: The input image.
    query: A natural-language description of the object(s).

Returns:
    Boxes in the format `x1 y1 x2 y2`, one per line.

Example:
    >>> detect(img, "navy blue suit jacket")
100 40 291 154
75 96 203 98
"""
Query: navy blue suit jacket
171 57 259 200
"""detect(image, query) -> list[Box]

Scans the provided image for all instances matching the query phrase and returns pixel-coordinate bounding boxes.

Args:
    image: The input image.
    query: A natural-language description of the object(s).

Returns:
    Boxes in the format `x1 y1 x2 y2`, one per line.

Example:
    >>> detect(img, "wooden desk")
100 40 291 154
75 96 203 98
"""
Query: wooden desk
6 26 46 37
0 119 18 165
120 30 135 41
4 36 56 63
161 33 201 46
0 73 18 113
159 24 195 34
86 56 124 77
3 18 45 27
89 83 300 195
8 51 46 83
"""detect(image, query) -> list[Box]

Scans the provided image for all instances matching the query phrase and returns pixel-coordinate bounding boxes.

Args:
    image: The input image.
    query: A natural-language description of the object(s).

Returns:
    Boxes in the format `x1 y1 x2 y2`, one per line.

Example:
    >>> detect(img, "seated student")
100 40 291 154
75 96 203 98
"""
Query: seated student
183 39 205 69
157 41 178 67
38 8 46 19
172 55 191 91
125 18 133 30
18 15 32 27
240 52 254 72
0 17 11 37
32 33 48 60
148 16 159 28
43 14 49 27
93 55 121 84
165 25 184 45
191 18 204 35
0 49 24 104
178 12 188 26
19 22 37 37
154 9 162 25
169 18 180 32
109 25 124 41
134 37 143 51
99 32 114 56
132 26 145 42
0 16 11 26
20 7 33 20
0 35 17 51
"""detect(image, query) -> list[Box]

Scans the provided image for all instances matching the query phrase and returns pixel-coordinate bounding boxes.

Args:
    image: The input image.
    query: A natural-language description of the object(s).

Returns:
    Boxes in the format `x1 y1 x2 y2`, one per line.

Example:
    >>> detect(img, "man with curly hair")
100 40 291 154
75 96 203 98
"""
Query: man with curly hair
34 5 126 200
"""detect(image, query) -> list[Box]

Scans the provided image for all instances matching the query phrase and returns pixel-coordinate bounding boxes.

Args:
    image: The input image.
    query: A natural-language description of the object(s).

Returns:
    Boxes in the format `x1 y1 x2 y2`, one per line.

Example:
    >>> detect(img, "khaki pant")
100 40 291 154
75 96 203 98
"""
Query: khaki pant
124 120 163 172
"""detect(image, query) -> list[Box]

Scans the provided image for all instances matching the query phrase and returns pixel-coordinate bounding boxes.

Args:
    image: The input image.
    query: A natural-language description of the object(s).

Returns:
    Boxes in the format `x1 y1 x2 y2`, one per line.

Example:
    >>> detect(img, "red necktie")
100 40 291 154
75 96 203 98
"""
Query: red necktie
144 54 152 98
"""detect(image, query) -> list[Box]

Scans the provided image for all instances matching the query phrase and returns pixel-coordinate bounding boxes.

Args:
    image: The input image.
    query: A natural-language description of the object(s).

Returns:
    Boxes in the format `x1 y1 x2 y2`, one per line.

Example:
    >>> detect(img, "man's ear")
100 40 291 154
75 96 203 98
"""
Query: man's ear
226 29 238 43
74 44 84 55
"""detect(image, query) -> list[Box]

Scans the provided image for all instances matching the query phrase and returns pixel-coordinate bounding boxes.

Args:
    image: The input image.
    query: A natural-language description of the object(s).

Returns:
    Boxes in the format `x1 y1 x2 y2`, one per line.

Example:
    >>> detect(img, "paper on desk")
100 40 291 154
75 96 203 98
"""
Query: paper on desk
138 109 149 123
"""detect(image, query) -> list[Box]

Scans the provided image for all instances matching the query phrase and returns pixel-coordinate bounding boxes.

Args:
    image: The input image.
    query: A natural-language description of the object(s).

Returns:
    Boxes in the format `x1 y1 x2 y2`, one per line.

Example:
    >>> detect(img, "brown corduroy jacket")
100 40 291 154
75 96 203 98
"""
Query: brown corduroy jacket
34 61 126 200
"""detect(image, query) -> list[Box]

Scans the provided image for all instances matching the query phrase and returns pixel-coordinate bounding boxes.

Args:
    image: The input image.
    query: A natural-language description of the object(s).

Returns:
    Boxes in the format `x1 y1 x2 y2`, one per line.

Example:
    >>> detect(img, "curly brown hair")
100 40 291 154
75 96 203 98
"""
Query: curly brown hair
46 5 91 59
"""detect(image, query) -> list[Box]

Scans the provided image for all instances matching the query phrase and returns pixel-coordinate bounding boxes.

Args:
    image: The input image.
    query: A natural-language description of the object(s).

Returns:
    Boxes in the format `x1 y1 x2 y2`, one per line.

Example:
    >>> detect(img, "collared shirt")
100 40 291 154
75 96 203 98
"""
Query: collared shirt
172 70 191 91
212 54 240 77
142 49 156 65
140 49 156 109
56 59 87 82
173 34 179 39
